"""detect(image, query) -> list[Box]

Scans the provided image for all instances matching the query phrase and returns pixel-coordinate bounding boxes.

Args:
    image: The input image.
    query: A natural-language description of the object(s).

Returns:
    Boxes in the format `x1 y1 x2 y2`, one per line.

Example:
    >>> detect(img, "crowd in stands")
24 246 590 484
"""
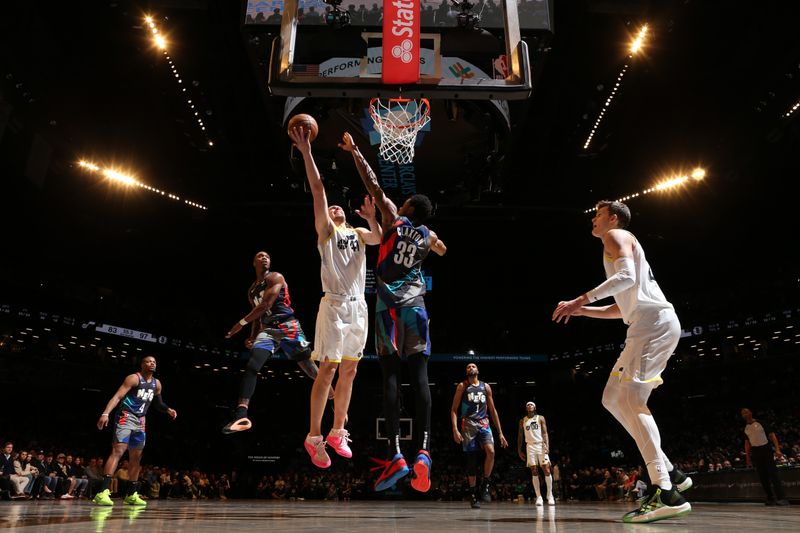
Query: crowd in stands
4 408 797 503
244 0 550 28
0 443 231 502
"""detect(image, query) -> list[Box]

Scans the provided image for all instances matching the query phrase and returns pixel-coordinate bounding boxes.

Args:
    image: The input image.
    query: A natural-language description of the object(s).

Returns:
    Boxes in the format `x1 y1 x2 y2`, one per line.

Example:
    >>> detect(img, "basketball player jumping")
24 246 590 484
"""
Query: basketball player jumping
340 132 446 493
552 200 692 523
288 126 382 468
451 363 508 508
93 355 177 506
517 401 554 506
223 251 322 434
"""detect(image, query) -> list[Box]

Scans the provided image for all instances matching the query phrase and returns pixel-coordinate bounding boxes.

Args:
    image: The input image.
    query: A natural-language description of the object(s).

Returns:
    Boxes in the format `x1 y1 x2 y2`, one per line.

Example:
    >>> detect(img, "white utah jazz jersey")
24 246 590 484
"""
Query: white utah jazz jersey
522 415 544 445
318 226 366 296
604 230 674 324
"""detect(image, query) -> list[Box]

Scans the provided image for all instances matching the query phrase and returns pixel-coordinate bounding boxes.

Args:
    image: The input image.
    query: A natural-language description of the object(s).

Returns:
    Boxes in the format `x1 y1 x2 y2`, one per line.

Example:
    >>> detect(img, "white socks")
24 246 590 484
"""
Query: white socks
545 474 553 498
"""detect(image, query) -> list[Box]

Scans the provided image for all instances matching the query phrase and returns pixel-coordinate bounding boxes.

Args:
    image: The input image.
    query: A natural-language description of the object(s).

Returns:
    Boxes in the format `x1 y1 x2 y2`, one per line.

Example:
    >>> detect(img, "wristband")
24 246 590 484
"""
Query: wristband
239 318 248 327
101 413 109 416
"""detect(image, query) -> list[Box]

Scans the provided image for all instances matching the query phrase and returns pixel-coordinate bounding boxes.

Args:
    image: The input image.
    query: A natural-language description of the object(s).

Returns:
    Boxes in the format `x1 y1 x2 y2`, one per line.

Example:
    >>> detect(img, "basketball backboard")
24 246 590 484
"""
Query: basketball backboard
256 0 539 99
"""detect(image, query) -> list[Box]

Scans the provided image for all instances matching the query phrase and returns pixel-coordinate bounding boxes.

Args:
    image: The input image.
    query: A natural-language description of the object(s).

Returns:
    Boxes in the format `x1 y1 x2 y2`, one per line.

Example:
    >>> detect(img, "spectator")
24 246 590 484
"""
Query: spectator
8 449 31 497
28 450 55 499
114 459 129 495
69 456 89 498
265 8 282 24
85 457 102 497
54 453 74 499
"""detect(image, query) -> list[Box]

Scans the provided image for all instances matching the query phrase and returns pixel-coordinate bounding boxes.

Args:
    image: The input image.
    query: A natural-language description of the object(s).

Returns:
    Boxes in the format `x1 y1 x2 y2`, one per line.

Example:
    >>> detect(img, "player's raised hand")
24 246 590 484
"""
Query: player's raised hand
288 126 312 154
338 132 356 152
356 195 376 220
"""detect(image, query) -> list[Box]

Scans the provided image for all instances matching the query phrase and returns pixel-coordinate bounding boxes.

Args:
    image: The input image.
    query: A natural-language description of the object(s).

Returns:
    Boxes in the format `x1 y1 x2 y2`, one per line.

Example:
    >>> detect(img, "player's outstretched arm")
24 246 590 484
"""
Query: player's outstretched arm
339 132 398 226
355 195 382 245
553 230 635 324
573 303 623 320
289 126 334 241
97 374 138 430
226 272 286 338
517 419 525 461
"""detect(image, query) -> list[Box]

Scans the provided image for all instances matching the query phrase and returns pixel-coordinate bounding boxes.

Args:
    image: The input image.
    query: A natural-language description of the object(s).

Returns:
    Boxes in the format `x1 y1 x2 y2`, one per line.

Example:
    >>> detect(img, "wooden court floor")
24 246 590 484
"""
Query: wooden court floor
2 500 798 532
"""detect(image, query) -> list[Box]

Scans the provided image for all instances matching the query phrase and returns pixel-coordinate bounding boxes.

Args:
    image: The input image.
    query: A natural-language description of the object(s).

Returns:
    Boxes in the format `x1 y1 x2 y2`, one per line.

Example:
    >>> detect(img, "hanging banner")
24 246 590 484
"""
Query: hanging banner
382 0 420 84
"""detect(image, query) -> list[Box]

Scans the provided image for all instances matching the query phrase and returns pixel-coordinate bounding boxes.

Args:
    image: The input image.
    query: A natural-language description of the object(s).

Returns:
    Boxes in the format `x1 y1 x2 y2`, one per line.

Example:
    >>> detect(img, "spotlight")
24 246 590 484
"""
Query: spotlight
324 0 350 29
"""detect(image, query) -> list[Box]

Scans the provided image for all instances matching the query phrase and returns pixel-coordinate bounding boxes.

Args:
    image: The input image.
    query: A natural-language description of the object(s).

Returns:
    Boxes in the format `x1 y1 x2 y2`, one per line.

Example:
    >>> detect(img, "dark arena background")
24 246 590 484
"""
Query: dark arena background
2 0 800 531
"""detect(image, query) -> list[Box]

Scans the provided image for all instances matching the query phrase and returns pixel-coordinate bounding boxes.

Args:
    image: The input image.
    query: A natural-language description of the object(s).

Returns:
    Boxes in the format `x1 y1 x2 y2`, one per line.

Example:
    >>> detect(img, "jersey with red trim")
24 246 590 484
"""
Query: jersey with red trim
376 216 432 309
248 273 295 325
459 380 488 422
120 373 157 417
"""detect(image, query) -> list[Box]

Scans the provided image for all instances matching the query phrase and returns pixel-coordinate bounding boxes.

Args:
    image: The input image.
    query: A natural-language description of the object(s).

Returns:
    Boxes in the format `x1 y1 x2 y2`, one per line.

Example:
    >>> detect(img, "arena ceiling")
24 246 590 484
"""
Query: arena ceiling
2 0 798 339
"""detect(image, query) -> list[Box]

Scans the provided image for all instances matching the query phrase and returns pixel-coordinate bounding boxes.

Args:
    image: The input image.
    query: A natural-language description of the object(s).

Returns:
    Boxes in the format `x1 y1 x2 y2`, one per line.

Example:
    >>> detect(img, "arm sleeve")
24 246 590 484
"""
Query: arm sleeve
152 394 170 413
586 257 636 302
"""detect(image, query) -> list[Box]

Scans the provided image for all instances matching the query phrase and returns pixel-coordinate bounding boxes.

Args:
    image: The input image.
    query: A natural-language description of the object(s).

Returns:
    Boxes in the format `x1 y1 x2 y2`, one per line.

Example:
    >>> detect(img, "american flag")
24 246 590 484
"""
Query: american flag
292 64 320 77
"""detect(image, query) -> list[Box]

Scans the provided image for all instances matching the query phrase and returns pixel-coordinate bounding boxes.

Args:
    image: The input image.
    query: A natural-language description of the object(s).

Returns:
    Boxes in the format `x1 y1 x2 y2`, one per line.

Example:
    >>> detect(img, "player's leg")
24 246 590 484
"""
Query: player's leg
124 438 147 506
606 311 690 523
289 318 322 382
376 307 402 458
407 351 433 492
305 360 336 468
602 317 674 490
325 299 365 457
528 443 543 504
542 459 555 504
480 439 496 503
223 331 276 434
531 464 544 505
94 439 127 505
405 306 433 492
465 445 480 508
373 307 411 491
374 353 409 490
326 359 358 457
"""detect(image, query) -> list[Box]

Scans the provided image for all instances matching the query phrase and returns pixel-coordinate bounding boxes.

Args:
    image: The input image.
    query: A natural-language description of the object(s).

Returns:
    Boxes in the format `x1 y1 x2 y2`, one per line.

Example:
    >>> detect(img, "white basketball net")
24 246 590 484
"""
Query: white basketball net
369 98 430 165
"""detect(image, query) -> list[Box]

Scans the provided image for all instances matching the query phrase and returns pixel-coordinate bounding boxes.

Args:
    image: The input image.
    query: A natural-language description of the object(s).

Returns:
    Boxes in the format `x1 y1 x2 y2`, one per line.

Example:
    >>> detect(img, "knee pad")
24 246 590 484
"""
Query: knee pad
246 346 273 374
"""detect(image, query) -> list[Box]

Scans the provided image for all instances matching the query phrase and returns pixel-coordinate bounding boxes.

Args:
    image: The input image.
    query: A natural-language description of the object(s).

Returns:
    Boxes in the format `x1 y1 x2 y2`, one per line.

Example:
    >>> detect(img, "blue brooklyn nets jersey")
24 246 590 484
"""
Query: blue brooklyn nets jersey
120 373 157 417
376 216 432 309
248 274 295 325
460 381 489 422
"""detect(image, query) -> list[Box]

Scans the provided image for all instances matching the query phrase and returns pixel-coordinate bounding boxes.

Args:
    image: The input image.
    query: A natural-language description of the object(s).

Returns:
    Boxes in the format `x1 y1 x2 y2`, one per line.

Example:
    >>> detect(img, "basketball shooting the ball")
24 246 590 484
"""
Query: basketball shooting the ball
287 114 319 142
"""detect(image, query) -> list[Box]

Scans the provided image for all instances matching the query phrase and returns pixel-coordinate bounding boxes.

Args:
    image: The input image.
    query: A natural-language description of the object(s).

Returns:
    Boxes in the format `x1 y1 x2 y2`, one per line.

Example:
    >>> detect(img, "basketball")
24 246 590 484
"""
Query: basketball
287 113 319 142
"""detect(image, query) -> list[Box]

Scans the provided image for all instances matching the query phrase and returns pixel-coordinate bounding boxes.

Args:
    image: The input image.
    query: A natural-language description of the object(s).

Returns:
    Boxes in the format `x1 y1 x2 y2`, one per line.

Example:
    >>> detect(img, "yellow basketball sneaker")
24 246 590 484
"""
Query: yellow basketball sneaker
92 489 114 506
123 491 147 506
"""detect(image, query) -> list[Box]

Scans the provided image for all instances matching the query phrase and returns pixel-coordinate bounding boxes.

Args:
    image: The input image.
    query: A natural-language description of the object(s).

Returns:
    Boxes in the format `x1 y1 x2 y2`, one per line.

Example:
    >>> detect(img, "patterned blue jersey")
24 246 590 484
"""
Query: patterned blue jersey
120 373 157 417
376 216 432 309
248 273 295 325
459 380 488 422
